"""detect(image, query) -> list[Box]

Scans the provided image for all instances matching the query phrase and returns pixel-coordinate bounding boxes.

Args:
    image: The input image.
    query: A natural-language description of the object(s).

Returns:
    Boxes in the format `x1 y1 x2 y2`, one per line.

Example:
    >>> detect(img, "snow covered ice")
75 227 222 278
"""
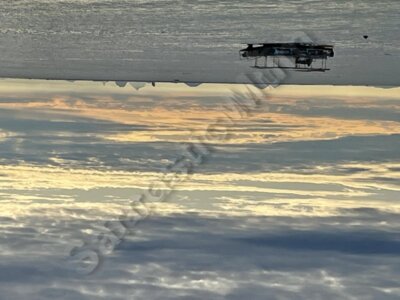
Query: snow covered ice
0 0 399 85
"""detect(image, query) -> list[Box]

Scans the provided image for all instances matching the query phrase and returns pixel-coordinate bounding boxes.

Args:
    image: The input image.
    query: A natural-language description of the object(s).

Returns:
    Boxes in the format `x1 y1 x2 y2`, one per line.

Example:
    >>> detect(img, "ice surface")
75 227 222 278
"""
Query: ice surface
0 0 399 85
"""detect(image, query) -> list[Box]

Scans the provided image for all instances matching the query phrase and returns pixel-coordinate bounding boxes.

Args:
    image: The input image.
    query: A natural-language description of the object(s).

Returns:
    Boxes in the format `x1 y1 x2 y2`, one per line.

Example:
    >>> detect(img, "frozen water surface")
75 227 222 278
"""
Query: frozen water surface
0 0 399 85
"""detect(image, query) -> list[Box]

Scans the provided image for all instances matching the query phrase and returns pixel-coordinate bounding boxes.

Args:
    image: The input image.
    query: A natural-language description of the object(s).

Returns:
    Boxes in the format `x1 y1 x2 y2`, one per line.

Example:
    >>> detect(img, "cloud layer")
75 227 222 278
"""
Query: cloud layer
0 79 399 299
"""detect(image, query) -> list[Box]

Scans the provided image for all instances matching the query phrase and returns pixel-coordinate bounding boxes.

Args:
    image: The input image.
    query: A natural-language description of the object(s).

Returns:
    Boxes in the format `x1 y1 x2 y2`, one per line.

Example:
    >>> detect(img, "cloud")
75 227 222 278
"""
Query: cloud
0 80 399 299
1 211 400 300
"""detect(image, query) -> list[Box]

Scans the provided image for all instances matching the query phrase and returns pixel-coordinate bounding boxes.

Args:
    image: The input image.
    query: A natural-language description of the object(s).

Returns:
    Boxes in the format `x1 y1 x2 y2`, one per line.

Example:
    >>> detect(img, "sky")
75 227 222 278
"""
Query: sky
0 79 399 299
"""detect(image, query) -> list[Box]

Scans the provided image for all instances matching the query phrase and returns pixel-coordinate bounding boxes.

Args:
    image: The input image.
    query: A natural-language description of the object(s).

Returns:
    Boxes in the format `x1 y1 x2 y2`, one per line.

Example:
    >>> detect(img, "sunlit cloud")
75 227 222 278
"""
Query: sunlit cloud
0 79 399 300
